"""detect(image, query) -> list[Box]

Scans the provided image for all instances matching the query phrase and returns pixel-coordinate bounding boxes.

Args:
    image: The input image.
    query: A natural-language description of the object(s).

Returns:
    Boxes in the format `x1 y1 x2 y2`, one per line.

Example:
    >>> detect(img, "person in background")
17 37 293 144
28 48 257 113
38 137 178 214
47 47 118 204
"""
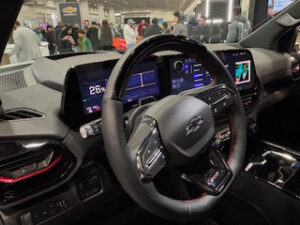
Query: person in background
87 21 100 51
73 24 80 44
144 18 162 38
55 21 63 39
83 26 89 34
114 24 123 38
58 26 75 53
109 23 115 32
77 30 92 52
138 19 149 37
11 21 41 62
199 16 210 43
41 25 46 39
170 26 174 33
219 21 229 42
44 25 56 55
186 13 201 41
209 24 222 43
98 19 115 50
34 27 44 41
173 11 187 36
162 22 171 34
226 6 251 43
56 25 66 46
124 19 138 49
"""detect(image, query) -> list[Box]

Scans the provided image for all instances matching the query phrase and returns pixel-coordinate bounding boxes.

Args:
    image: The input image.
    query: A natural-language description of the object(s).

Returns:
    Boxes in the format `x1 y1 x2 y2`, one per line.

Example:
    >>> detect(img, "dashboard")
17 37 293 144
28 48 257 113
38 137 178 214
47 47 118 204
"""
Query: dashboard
0 45 295 225
61 49 257 129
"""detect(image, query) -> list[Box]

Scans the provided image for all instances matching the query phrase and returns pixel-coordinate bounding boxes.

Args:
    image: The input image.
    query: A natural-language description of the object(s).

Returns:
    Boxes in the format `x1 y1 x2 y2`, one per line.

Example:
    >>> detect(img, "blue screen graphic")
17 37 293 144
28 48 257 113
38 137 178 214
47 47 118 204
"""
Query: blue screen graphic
170 51 255 93
78 61 159 115
171 58 213 94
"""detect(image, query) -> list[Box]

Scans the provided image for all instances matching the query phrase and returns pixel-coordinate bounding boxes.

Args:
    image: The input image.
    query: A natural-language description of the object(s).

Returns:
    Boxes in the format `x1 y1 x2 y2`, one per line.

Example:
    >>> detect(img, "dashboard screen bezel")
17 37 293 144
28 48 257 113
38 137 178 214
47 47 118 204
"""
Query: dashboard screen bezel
166 55 214 94
60 58 162 129
214 49 257 92
61 50 257 130
167 49 257 94
60 65 104 129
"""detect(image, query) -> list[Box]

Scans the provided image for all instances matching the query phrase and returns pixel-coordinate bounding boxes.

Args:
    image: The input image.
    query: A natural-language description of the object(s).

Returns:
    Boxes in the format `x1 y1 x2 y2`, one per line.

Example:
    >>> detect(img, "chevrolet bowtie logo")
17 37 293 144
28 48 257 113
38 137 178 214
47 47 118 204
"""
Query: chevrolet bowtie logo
63 7 77 14
186 114 203 136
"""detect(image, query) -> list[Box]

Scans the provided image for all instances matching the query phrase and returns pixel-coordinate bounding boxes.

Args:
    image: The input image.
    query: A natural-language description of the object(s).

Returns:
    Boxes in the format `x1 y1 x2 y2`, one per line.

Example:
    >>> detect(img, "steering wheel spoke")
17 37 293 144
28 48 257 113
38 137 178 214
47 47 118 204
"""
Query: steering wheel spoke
183 84 236 116
182 146 232 196
129 116 168 182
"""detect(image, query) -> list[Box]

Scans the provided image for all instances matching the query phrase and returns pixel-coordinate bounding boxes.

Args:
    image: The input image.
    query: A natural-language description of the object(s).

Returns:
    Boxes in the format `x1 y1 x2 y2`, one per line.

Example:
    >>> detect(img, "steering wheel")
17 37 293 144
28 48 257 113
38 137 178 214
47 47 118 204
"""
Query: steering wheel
102 35 246 221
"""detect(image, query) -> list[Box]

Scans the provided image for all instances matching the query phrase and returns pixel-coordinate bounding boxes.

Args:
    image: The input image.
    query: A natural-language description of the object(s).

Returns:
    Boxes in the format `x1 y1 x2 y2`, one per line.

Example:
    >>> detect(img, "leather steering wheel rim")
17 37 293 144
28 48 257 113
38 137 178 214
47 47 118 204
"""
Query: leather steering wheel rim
102 35 247 221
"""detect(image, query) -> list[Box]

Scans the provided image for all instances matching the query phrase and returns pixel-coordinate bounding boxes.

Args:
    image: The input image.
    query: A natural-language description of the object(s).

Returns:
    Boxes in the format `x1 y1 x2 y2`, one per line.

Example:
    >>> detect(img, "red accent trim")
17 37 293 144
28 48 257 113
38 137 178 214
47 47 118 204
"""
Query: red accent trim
0 154 63 184
183 193 208 203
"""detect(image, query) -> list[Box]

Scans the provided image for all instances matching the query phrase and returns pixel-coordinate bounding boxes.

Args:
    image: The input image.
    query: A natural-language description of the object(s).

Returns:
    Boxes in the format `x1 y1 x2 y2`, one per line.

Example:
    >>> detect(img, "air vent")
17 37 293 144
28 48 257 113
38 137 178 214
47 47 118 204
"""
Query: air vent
0 150 53 173
241 92 258 110
0 150 61 184
291 61 300 81
0 71 27 93
0 140 75 205
0 109 44 122
288 54 300 81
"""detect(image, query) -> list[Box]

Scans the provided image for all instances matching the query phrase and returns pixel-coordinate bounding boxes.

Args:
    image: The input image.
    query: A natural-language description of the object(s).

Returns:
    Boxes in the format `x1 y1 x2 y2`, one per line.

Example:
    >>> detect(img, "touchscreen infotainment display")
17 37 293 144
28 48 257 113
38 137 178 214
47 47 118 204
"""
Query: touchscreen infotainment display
77 60 160 115
170 50 255 94
235 60 251 84
216 50 256 91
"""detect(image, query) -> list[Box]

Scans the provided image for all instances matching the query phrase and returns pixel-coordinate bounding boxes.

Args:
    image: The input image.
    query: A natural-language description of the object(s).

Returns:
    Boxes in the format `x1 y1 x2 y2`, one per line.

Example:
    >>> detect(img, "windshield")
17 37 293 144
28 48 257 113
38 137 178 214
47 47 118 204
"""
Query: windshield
0 0 295 67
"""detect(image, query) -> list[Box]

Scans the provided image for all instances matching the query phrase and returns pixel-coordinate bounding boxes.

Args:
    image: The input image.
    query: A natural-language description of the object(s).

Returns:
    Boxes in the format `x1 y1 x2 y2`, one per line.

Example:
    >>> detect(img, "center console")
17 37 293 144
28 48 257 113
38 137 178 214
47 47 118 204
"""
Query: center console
246 140 300 199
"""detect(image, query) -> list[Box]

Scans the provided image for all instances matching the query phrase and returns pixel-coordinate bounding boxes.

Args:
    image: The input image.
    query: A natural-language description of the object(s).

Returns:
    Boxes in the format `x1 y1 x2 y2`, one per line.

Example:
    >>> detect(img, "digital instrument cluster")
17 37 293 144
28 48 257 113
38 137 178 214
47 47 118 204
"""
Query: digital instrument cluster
77 60 160 115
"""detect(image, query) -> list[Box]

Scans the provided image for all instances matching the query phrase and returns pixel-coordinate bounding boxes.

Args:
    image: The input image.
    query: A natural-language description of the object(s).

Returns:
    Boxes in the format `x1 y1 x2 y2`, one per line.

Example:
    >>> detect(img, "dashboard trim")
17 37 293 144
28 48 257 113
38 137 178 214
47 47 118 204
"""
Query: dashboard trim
0 154 62 184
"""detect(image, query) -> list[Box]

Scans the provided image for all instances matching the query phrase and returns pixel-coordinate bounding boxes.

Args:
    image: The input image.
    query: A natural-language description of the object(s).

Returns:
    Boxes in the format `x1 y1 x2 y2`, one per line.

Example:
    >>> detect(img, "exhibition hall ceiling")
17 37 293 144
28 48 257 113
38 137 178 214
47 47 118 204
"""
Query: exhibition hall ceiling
23 0 196 11
98 0 195 11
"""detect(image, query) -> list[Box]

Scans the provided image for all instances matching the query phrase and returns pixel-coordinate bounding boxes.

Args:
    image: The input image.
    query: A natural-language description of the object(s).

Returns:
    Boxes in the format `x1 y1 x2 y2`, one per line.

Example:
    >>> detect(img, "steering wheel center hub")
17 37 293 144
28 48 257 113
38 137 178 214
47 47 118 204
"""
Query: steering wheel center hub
145 95 215 161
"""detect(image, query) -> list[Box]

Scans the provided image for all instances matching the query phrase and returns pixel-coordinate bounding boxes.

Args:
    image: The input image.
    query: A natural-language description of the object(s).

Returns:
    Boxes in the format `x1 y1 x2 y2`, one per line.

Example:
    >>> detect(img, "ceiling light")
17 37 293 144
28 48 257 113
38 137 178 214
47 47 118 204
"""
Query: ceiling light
228 0 234 22
206 19 224 24
205 0 210 18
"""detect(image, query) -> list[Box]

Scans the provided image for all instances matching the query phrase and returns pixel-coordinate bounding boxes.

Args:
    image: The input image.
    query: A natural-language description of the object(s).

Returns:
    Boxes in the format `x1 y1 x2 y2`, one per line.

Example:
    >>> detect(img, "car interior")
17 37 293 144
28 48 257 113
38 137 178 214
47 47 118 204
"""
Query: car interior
1 0 300 225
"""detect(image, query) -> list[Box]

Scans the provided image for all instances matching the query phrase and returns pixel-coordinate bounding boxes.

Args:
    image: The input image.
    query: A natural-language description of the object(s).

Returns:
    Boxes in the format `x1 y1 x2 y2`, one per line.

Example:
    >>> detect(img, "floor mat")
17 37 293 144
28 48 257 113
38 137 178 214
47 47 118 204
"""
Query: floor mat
72 205 220 225
211 192 269 225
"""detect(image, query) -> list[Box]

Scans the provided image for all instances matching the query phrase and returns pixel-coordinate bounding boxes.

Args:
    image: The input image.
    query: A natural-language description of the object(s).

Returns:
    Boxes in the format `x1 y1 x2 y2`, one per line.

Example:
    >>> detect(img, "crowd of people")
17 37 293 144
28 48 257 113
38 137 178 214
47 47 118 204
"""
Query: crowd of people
11 18 117 61
122 6 251 48
49 19 115 54
10 6 251 63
